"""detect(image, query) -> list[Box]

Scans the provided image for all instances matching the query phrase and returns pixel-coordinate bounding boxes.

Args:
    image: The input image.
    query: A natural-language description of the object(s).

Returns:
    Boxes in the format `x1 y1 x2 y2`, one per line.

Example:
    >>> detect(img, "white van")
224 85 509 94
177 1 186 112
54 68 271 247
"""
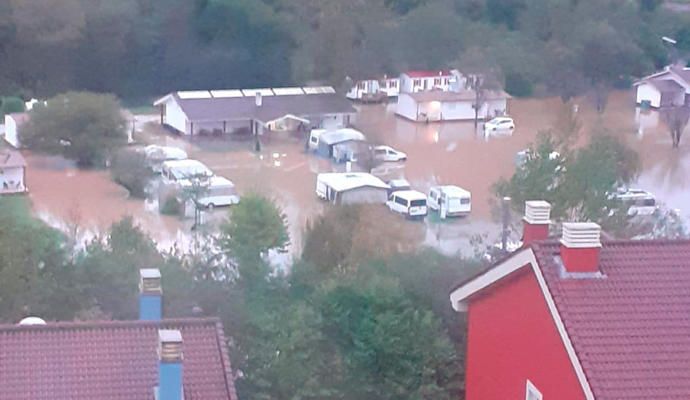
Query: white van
428 185 471 218
180 176 240 209
387 190 428 219
612 188 658 216
308 129 326 151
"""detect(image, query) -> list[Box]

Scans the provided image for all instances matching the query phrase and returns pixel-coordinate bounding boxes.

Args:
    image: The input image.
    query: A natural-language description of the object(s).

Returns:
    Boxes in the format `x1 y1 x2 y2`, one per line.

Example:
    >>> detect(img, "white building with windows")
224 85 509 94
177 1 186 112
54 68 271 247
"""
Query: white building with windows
396 89 510 122
346 76 400 101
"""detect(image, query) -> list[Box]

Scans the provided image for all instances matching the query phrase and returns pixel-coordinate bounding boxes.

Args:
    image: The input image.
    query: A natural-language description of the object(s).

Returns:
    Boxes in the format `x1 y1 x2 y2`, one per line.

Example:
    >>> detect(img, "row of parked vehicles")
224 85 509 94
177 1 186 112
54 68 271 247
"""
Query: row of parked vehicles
143 145 240 210
315 172 472 220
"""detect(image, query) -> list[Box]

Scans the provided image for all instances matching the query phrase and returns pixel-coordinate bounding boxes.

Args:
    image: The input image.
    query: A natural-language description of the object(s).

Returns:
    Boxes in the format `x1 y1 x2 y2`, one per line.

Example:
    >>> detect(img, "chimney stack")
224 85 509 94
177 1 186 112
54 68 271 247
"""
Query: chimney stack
560 222 601 273
522 200 551 246
157 329 183 400
139 268 162 321
255 92 262 107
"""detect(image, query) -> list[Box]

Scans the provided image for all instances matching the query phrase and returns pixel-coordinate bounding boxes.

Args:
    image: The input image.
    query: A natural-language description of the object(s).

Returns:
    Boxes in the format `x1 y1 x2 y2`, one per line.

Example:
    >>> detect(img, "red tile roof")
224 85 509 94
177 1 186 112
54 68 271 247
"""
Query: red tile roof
0 318 238 400
531 240 690 400
404 70 452 78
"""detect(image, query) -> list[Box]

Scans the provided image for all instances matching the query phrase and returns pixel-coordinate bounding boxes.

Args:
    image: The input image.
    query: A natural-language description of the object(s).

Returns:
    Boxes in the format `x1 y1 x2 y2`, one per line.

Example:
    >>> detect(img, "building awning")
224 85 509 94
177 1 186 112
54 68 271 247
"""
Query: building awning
261 114 310 126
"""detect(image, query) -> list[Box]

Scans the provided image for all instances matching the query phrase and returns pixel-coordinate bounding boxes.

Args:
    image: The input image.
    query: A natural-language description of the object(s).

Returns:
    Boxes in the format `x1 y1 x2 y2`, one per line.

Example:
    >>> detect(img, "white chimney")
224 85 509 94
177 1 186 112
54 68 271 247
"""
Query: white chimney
560 222 602 273
255 92 262 107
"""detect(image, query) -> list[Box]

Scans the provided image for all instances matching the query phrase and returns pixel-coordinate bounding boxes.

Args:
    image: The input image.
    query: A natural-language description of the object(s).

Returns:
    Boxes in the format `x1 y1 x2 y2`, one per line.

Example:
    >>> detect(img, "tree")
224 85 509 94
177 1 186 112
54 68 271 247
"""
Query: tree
0 96 25 117
662 106 690 148
111 149 152 198
21 92 127 167
457 46 503 129
494 129 640 233
218 193 289 281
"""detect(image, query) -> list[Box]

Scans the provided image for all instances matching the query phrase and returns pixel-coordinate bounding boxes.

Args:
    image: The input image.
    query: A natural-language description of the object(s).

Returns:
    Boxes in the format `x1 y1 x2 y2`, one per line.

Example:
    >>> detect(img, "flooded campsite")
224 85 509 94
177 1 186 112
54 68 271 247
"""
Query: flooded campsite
21 90 690 257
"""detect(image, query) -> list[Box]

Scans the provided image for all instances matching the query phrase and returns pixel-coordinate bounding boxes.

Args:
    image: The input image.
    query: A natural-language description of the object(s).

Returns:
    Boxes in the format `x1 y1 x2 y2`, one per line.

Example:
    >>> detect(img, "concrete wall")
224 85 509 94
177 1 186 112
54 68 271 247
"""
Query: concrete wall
395 94 419 120
0 166 25 193
636 83 661 108
3 115 20 148
163 98 189 134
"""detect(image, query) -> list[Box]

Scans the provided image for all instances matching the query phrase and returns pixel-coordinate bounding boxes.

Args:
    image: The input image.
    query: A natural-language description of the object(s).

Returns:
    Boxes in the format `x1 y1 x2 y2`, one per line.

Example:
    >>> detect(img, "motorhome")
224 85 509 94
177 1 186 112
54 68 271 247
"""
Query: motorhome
387 190 428 219
428 185 471 218
161 159 213 185
316 172 389 205
612 188 658 216
180 176 240 209
144 145 188 172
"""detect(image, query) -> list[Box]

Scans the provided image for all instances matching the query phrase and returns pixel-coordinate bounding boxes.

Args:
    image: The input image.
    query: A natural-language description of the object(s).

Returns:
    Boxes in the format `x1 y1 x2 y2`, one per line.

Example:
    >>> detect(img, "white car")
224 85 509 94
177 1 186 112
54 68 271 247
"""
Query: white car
387 190 428 219
484 117 515 132
373 145 407 162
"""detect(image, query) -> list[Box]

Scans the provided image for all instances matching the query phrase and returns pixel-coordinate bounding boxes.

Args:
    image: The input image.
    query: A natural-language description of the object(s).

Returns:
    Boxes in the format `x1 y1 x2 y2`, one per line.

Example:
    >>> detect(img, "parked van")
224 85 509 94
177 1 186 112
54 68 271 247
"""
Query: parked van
180 176 240 209
387 190 428 219
161 159 213 185
428 185 471 218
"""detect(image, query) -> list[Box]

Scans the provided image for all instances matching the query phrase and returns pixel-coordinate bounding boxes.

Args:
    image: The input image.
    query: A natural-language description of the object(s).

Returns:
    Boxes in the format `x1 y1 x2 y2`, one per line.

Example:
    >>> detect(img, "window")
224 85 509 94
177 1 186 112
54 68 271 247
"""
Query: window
390 80 398 88
460 198 470 205
410 199 426 207
414 79 421 86
444 78 450 85
434 78 441 85
526 380 542 400
394 196 407 206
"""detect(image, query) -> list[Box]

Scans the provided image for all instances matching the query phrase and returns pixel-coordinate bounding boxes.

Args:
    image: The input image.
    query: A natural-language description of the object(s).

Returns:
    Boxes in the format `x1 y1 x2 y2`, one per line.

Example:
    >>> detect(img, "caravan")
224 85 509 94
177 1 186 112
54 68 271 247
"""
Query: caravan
180 176 240 209
161 159 213 185
428 185 471 218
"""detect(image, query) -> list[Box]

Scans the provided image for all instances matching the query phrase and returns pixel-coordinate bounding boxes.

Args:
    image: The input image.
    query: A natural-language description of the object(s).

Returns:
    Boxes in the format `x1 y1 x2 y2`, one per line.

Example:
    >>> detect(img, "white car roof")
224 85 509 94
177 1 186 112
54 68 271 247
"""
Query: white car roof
179 175 233 188
392 190 427 201
433 185 471 197
318 172 389 192
388 178 411 188
144 145 188 160
162 159 213 179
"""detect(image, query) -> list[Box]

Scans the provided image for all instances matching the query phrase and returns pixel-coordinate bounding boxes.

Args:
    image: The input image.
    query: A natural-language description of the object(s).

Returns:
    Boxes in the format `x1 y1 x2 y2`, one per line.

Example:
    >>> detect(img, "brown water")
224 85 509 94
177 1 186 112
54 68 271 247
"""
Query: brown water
23 90 690 257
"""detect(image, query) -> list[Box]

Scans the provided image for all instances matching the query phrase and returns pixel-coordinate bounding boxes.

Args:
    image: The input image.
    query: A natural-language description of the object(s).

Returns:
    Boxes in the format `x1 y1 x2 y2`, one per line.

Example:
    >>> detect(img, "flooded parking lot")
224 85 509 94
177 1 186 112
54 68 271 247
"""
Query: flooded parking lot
22 90 690 257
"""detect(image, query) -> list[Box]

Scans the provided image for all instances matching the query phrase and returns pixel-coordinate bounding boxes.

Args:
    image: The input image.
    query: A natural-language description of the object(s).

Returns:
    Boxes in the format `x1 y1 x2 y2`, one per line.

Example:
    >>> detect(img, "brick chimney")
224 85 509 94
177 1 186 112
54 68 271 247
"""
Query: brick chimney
560 222 601 273
139 268 162 321
522 200 551 246
157 329 183 400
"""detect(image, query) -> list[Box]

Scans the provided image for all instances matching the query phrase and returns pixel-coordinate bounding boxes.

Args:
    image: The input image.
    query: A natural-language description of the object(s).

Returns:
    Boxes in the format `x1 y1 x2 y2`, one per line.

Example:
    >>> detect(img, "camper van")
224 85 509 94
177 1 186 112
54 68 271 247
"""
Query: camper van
161 159 213 185
427 185 471 218
308 129 326 151
387 190 428 219
180 176 240 209
316 172 389 205
144 145 188 173
612 188 658 216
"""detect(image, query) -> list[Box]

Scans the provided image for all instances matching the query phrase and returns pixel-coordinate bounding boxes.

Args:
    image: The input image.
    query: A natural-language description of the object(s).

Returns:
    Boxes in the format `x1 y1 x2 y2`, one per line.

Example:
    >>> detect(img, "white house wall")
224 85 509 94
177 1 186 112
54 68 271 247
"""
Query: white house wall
0 166 25 193
3 115 20 148
440 101 475 120
395 94 420 121
636 83 661 108
164 98 189 134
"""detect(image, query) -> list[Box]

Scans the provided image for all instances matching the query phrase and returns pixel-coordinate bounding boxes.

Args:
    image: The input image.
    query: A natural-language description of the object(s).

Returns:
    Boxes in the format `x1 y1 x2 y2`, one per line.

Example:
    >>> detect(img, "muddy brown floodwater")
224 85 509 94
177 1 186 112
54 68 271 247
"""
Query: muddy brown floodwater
23 90 690 258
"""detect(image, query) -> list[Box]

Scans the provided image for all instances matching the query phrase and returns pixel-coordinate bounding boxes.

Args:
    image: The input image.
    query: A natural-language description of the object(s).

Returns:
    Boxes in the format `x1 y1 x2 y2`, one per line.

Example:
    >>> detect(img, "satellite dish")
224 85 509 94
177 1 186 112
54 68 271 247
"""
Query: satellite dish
19 317 47 326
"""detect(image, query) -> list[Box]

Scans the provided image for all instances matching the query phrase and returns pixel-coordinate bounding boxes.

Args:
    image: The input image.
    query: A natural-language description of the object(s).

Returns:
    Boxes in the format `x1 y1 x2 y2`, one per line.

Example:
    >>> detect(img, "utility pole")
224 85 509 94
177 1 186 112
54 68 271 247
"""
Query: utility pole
501 196 511 252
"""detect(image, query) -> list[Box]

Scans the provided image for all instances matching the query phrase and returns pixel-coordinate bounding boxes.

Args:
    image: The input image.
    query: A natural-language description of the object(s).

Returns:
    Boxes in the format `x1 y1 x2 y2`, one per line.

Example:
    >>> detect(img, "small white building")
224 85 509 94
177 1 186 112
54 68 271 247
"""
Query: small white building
346 76 400 101
3 113 29 148
634 65 690 108
0 150 27 194
315 172 390 205
399 70 466 94
396 90 510 122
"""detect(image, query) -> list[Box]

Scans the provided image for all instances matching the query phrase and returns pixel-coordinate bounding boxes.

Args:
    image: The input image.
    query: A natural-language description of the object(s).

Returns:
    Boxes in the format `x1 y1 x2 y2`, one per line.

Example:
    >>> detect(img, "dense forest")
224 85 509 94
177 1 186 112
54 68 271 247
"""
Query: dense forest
1 0 689 102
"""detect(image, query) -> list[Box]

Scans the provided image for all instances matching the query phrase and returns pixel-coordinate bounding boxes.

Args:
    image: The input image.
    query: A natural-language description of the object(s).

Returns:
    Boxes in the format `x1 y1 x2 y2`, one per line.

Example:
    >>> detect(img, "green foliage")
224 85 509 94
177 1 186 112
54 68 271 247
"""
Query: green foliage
219 193 289 271
504 72 533 97
21 92 126 167
0 96 25 117
74 217 162 319
494 129 640 232
111 149 151 198
160 196 182 216
0 197 79 321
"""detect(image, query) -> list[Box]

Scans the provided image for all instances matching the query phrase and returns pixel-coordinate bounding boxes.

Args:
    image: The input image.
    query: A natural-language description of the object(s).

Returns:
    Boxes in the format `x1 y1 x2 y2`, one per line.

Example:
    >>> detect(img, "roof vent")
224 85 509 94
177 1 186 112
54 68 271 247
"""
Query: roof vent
140 268 162 294
560 222 601 273
158 329 183 362
19 316 46 326
255 92 262 107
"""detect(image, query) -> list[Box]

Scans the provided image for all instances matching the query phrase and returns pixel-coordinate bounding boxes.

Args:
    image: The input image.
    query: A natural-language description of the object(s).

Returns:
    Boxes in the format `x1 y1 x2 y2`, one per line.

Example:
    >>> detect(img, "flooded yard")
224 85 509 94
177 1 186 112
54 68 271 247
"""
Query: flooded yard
22 90 690 258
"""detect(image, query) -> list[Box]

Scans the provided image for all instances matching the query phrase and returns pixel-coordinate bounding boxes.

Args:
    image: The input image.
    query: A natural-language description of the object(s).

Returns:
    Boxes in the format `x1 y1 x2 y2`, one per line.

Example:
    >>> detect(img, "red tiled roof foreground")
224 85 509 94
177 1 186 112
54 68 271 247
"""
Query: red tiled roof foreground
0 318 238 400
531 240 690 400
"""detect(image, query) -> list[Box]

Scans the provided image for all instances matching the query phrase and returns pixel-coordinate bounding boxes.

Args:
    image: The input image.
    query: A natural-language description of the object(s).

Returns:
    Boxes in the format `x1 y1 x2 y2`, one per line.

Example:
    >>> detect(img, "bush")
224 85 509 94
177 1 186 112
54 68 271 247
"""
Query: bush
160 196 181 216
110 149 151 198
1 96 25 117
